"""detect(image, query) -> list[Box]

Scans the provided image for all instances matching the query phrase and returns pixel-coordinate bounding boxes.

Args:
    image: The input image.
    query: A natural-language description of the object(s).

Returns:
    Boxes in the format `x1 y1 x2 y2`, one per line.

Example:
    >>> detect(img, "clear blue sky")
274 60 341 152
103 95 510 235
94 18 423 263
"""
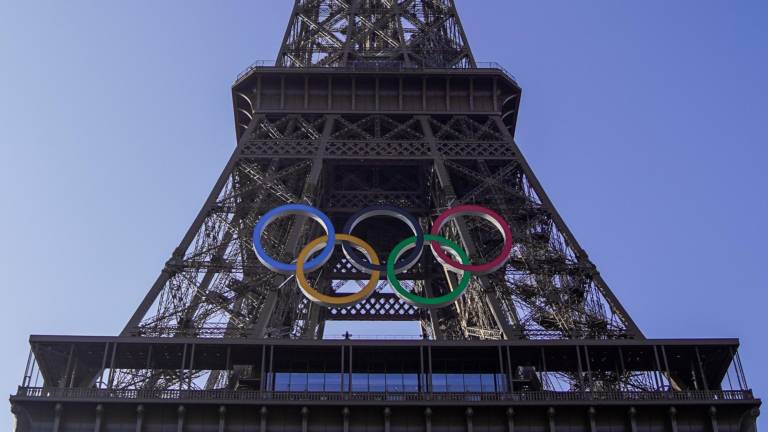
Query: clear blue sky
1 0 766 429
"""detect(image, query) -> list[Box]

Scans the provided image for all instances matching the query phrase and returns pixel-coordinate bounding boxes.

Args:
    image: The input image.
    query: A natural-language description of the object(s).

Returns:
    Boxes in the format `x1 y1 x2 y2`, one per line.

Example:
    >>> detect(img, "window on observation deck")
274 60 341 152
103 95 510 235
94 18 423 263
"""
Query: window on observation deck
269 371 506 393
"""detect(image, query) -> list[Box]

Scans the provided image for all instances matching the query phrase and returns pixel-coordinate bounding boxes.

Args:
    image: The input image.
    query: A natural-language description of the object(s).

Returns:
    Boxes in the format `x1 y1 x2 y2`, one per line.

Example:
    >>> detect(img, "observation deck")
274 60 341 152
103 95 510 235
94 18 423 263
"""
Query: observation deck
230 60 522 141
10 336 761 431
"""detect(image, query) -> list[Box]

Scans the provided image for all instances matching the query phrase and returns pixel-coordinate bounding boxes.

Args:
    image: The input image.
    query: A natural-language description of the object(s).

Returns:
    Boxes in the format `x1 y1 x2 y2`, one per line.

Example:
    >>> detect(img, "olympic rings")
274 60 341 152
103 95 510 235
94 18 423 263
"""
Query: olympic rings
252 204 336 274
252 203 513 308
296 235 380 307
430 205 514 275
342 205 424 274
387 235 472 308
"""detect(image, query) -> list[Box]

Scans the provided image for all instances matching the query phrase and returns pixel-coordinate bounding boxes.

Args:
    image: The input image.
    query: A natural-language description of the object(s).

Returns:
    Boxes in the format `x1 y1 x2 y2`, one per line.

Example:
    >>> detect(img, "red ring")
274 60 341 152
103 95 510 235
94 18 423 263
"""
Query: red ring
429 205 513 274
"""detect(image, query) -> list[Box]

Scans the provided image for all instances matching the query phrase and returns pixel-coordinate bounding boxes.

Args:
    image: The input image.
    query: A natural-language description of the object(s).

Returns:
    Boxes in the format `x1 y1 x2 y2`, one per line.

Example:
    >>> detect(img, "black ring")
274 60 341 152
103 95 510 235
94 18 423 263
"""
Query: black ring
341 205 424 274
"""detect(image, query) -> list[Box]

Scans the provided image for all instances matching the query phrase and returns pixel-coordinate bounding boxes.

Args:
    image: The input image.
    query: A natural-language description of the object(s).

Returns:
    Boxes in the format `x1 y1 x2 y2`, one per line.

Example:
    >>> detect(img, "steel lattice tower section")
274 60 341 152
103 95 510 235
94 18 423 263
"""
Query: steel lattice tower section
121 0 642 343
10 2 760 431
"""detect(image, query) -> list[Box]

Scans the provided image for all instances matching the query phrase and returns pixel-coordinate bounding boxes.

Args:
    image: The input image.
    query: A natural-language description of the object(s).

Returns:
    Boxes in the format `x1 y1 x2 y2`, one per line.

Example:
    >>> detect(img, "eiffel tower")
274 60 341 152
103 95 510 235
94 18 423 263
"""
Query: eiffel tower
10 1 760 431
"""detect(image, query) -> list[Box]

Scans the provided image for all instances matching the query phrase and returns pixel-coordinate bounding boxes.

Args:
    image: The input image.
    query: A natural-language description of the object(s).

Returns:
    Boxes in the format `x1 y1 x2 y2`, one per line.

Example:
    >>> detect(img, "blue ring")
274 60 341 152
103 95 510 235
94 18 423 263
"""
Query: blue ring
252 204 336 274
341 205 424 274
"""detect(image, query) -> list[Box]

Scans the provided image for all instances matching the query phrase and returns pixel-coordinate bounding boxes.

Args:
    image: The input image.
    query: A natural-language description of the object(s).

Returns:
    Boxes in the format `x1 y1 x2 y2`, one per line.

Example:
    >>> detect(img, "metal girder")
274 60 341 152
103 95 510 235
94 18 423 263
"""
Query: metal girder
249 116 338 338
419 115 519 340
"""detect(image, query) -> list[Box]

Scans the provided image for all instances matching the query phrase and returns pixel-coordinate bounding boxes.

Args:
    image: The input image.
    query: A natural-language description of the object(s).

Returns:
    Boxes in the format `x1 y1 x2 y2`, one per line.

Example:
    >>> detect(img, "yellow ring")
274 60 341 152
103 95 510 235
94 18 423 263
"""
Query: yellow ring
295 234 381 307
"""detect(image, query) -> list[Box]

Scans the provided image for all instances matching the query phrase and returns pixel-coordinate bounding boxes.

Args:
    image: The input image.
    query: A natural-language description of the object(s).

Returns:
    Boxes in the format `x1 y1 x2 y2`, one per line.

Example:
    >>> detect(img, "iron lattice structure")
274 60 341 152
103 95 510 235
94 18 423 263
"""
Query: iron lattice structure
122 0 641 343
277 0 475 68
10 2 760 431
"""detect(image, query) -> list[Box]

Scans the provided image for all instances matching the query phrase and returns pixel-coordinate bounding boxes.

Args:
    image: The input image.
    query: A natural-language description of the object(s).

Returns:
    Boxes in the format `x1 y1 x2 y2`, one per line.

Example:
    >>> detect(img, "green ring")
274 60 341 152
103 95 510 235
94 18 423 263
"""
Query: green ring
387 235 472 308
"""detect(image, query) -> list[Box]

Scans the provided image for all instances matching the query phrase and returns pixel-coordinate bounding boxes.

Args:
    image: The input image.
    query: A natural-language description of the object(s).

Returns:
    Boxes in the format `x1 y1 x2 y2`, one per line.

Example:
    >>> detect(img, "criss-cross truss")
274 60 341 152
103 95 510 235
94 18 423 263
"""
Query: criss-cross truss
119 0 645 351
277 0 475 68
122 112 642 342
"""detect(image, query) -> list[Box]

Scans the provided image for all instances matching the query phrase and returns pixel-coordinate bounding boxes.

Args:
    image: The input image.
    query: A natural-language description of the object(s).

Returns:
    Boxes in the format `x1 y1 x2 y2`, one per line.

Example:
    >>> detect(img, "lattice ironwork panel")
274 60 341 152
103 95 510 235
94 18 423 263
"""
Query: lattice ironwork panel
438 141 515 159
242 140 319 157
430 116 506 141
326 191 427 211
326 293 424 321
323 252 425 281
252 115 326 140
332 115 425 140
326 253 369 280
323 254 400 281
325 141 430 158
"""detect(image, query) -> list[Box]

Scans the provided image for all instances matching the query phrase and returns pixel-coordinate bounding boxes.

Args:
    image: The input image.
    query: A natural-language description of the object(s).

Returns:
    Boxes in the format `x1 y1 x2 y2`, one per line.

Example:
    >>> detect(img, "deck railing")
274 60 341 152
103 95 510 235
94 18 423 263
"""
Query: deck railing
234 60 517 85
14 387 754 404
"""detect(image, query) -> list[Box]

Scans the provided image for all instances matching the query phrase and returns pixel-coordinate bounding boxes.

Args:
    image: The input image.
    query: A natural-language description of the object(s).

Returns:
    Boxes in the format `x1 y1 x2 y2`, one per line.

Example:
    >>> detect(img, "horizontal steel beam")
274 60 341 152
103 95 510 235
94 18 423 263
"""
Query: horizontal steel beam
12 387 757 407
